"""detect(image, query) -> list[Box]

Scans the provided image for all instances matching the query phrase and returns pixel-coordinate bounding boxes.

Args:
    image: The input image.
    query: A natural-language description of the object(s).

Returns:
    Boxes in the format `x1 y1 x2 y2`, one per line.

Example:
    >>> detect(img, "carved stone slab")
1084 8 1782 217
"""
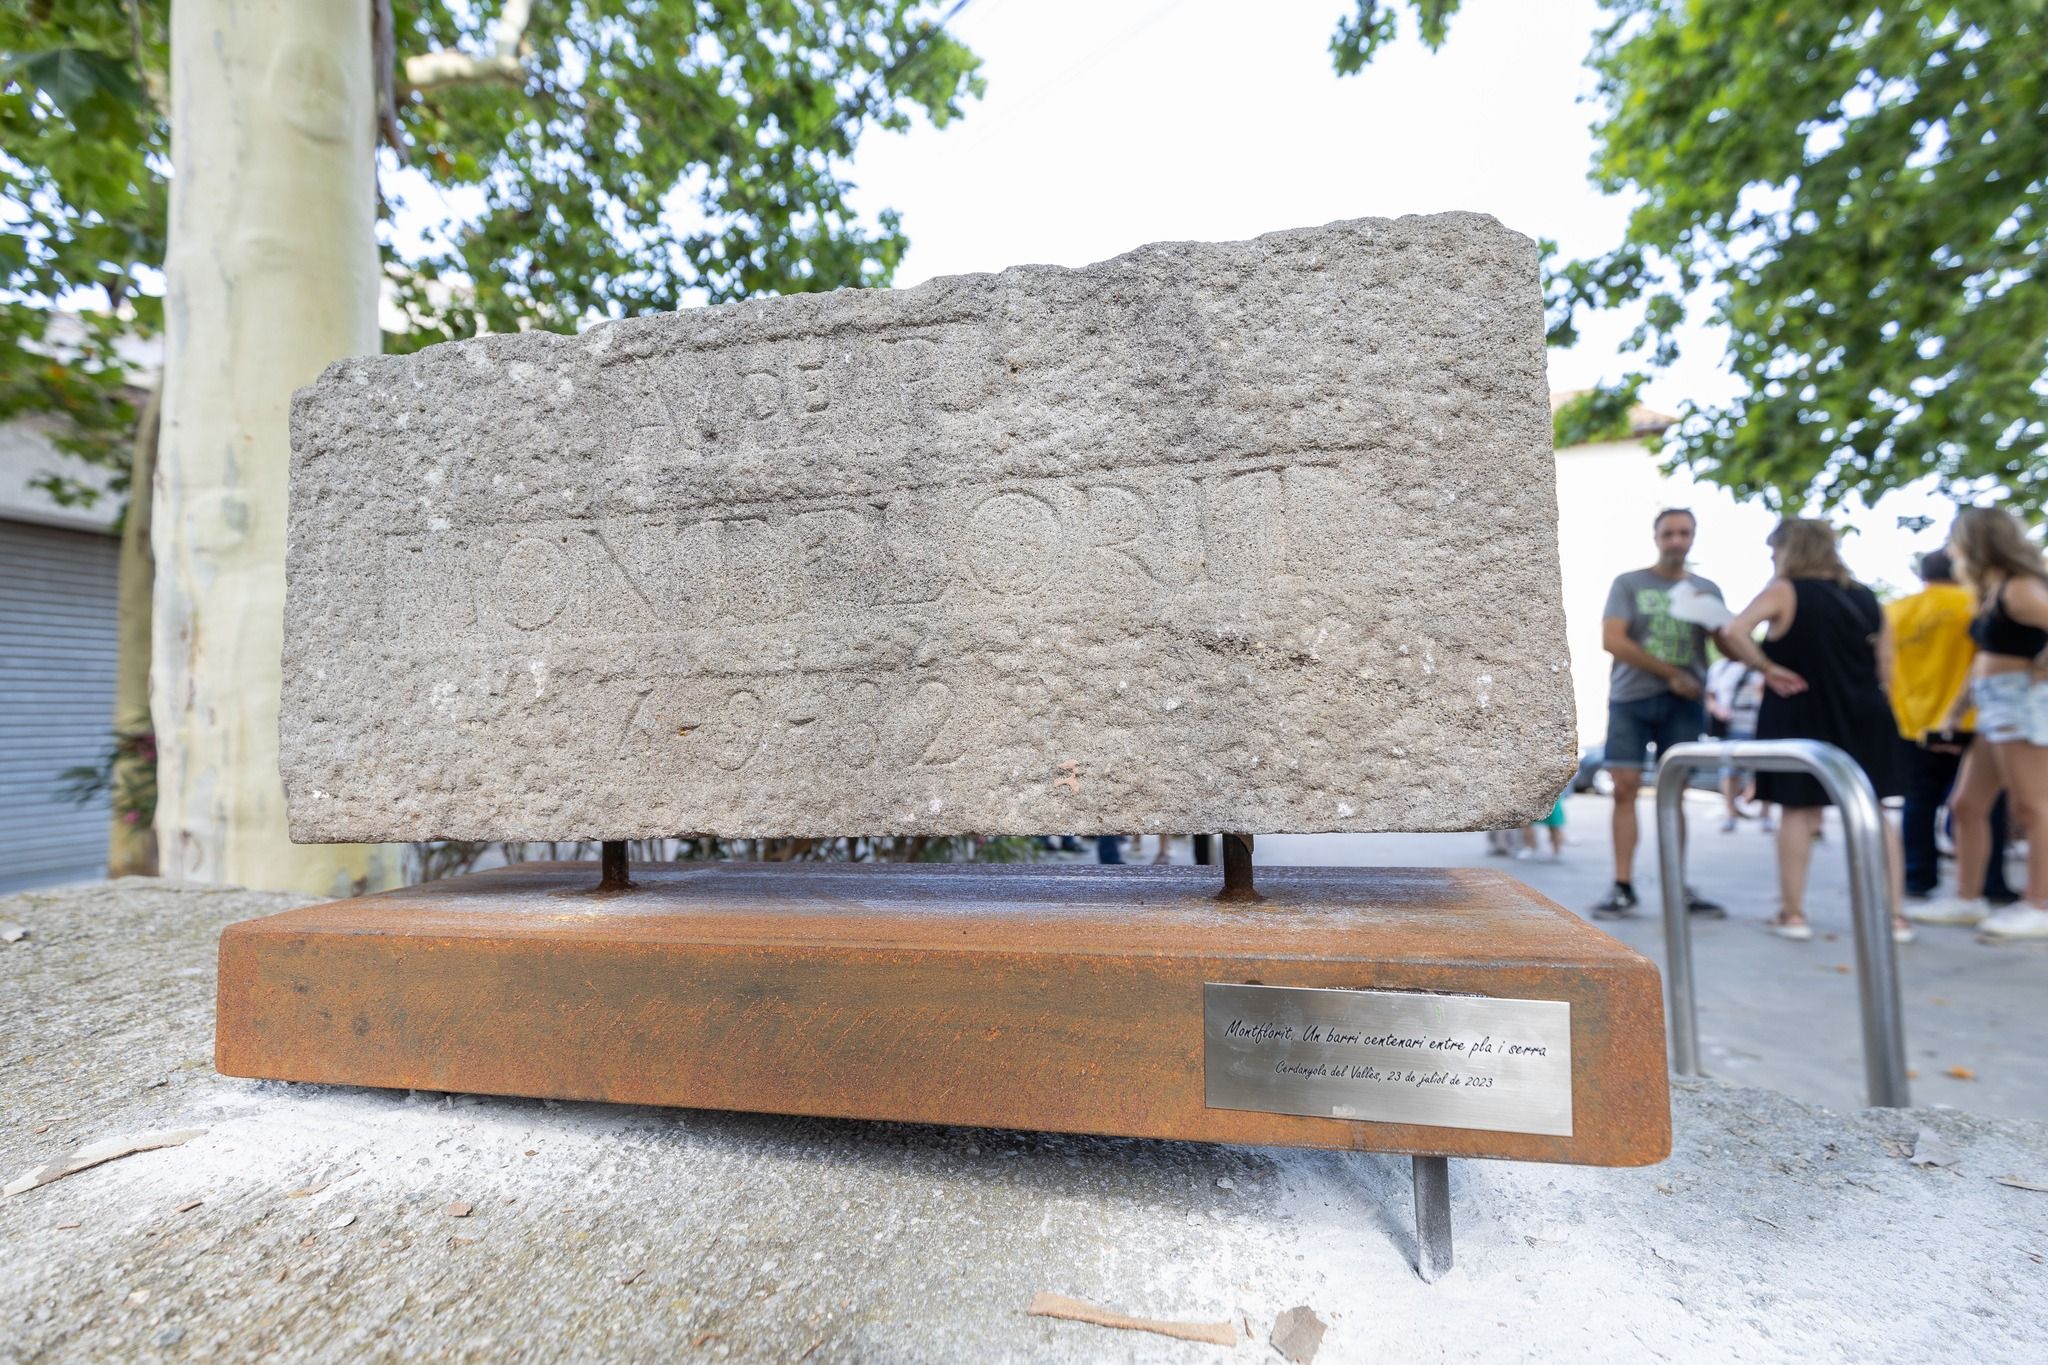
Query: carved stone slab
282 212 1573 842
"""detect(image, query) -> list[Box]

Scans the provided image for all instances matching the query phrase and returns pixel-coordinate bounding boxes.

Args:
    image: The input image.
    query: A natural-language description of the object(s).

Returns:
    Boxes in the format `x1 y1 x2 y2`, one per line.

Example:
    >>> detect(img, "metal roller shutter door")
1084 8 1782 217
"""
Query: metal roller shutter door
0 518 120 892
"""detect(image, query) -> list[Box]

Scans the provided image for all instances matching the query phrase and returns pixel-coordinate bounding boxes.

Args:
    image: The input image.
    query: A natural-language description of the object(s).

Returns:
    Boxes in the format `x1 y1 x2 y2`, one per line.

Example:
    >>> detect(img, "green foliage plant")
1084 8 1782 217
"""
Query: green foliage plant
57 727 157 829
3 1 983 490
0 0 166 508
383 0 984 346
1332 2 2048 513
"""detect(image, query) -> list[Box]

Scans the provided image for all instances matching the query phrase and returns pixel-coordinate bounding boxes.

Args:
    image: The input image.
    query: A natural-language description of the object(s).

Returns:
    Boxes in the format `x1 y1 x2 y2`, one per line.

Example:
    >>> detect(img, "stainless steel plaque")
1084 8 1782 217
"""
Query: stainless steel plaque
1204 984 1573 1136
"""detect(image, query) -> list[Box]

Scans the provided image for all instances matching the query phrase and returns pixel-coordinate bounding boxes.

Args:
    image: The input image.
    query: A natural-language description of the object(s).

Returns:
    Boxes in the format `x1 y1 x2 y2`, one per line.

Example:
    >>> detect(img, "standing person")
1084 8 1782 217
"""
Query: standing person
1930 508 2048 941
1592 508 1727 919
1705 656 1765 831
1717 519 1913 943
1889 548 2014 913
1533 796 1567 858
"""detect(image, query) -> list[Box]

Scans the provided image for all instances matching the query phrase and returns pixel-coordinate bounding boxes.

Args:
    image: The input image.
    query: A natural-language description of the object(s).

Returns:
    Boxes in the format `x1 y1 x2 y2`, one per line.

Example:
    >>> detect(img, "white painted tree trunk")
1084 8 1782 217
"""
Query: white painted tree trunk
156 0 397 895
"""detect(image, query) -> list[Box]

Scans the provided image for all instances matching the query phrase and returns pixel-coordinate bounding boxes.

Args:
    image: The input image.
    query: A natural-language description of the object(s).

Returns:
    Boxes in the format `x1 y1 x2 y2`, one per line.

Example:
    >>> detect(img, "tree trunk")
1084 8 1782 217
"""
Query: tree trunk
109 385 159 878
156 0 397 895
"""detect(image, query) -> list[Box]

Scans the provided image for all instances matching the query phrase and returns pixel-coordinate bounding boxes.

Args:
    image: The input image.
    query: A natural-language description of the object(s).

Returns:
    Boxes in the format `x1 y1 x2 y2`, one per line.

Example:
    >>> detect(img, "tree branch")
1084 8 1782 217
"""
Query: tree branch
372 0 405 162
403 0 535 92
403 50 522 90
124 0 167 115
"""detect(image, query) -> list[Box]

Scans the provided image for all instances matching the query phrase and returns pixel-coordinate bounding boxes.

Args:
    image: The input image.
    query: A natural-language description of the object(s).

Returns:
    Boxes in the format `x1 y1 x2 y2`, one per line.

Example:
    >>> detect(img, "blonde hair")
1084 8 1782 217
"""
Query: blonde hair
1767 518 1855 587
1948 506 2048 592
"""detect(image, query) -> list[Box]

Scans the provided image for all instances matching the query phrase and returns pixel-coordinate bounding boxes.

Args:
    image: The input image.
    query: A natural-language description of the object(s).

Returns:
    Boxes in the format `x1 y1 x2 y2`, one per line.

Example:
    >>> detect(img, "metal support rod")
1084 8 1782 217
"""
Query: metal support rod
1192 833 1213 866
1411 1155 1453 1282
1218 832 1261 902
1654 739 1908 1107
597 839 633 894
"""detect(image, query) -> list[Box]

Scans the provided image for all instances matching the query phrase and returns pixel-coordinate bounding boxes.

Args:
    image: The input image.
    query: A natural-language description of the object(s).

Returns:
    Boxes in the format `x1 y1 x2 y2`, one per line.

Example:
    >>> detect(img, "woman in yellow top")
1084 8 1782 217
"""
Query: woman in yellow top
1889 548 2013 910
1933 507 2048 941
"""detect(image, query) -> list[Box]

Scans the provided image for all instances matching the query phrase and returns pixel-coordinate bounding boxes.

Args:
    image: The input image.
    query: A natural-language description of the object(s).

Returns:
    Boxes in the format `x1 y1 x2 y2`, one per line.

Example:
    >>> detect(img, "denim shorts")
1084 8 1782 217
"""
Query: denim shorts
1604 692 1706 769
1972 672 2048 745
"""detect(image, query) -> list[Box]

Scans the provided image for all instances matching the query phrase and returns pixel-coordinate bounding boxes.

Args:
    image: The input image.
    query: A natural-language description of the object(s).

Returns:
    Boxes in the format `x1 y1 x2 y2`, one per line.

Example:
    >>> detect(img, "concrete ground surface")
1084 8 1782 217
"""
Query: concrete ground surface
1256 790 2048 1123
4 879 2047 1363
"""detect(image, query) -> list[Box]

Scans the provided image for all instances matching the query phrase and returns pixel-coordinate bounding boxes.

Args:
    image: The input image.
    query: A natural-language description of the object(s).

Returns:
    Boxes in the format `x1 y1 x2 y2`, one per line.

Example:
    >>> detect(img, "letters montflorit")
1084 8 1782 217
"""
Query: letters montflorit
282 212 1573 842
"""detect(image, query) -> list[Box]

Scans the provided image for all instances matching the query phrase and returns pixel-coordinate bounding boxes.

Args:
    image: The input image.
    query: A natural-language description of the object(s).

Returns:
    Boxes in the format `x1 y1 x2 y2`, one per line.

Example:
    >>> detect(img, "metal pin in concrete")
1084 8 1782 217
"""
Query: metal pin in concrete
1411 1154 1454 1282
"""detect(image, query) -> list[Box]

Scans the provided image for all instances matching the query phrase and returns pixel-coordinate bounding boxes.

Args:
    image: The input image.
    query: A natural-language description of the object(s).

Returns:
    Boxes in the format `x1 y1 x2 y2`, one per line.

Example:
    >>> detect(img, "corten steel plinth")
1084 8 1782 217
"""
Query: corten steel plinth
217 862 1671 1169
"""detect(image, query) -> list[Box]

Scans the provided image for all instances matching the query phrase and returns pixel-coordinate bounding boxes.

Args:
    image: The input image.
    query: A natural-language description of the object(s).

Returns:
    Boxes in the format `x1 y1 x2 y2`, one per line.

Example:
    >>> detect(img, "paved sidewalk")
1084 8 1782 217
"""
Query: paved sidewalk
1255 791 2048 1123
3 880 2045 1363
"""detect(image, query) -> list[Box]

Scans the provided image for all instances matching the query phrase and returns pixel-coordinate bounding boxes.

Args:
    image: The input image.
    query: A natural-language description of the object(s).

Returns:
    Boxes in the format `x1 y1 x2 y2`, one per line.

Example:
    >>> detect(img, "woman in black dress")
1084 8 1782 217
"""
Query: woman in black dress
1718 519 1912 942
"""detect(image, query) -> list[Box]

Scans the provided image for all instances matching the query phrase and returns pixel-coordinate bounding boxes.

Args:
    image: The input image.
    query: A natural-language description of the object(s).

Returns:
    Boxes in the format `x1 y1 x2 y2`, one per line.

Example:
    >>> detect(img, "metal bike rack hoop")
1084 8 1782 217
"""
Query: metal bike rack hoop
1653 739 1910 1108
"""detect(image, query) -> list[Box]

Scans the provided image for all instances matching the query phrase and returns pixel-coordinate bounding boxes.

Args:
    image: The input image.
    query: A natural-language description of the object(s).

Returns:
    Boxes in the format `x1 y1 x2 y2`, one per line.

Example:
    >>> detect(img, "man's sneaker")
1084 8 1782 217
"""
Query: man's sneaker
1907 897 1988 926
1978 904 2048 941
1685 889 1728 919
1590 884 1639 919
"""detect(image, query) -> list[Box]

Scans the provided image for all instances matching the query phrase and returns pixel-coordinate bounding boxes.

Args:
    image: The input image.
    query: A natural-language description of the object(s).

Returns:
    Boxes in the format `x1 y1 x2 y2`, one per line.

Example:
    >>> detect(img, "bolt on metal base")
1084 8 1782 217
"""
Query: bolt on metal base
1217 832 1262 902
1411 1155 1453 1282
596 839 634 894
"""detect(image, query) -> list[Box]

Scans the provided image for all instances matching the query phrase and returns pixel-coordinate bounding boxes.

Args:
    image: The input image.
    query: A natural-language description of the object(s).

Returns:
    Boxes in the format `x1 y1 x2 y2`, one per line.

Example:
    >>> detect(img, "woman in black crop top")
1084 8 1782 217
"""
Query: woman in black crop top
1717 519 1911 943
1939 507 2048 941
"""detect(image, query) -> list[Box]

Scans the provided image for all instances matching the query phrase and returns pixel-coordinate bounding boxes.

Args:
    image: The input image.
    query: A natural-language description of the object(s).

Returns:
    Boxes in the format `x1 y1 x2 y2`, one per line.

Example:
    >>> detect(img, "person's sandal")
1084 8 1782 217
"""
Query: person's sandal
1767 915 1813 942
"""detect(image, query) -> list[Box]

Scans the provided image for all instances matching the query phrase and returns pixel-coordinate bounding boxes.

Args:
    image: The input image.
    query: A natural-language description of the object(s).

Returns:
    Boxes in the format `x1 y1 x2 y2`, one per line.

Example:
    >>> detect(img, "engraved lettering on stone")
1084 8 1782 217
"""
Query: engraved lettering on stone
794 357 831 413
1083 484 1160 584
495 539 573 630
842 680 883 769
282 214 1574 841
899 680 962 767
884 334 939 423
966 492 1062 595
1200 467 1285 588
711 689 764 771
739 366 785 420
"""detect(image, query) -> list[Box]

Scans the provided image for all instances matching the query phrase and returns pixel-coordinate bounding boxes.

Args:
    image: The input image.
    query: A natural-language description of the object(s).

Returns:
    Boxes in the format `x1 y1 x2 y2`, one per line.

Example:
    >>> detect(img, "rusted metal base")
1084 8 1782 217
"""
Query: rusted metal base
216 862 1672 1167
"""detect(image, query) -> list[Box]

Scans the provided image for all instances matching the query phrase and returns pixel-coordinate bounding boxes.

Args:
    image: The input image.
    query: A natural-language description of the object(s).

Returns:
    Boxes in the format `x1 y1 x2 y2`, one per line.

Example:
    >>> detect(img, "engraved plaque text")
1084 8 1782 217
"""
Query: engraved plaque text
1204 983 1573 1136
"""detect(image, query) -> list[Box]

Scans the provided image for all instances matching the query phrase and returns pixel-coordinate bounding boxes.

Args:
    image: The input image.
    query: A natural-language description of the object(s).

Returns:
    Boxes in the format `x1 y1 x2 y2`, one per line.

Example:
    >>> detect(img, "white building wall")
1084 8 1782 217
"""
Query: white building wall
0 417 121 533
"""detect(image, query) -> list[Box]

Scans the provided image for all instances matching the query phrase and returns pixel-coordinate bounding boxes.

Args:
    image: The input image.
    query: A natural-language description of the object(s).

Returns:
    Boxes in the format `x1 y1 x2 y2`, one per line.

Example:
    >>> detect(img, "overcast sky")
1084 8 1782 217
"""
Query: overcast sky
844 0 1953 593
850 0 1734 414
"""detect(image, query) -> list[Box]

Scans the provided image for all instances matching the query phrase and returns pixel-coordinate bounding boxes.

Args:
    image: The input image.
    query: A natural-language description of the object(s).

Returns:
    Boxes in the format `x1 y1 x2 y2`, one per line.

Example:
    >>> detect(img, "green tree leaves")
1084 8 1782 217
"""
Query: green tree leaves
3 1 984 492
383 0 984 348
0 47 145 132
0 2 168 506
1329 0 1465 75
1335 1 2048 512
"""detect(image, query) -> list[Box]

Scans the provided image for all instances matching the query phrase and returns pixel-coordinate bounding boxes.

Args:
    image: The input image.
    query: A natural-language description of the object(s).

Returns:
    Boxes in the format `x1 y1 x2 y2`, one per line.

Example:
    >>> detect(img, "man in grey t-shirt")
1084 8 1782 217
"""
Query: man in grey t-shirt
1593 508 1728 919
1605 564 1722 705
